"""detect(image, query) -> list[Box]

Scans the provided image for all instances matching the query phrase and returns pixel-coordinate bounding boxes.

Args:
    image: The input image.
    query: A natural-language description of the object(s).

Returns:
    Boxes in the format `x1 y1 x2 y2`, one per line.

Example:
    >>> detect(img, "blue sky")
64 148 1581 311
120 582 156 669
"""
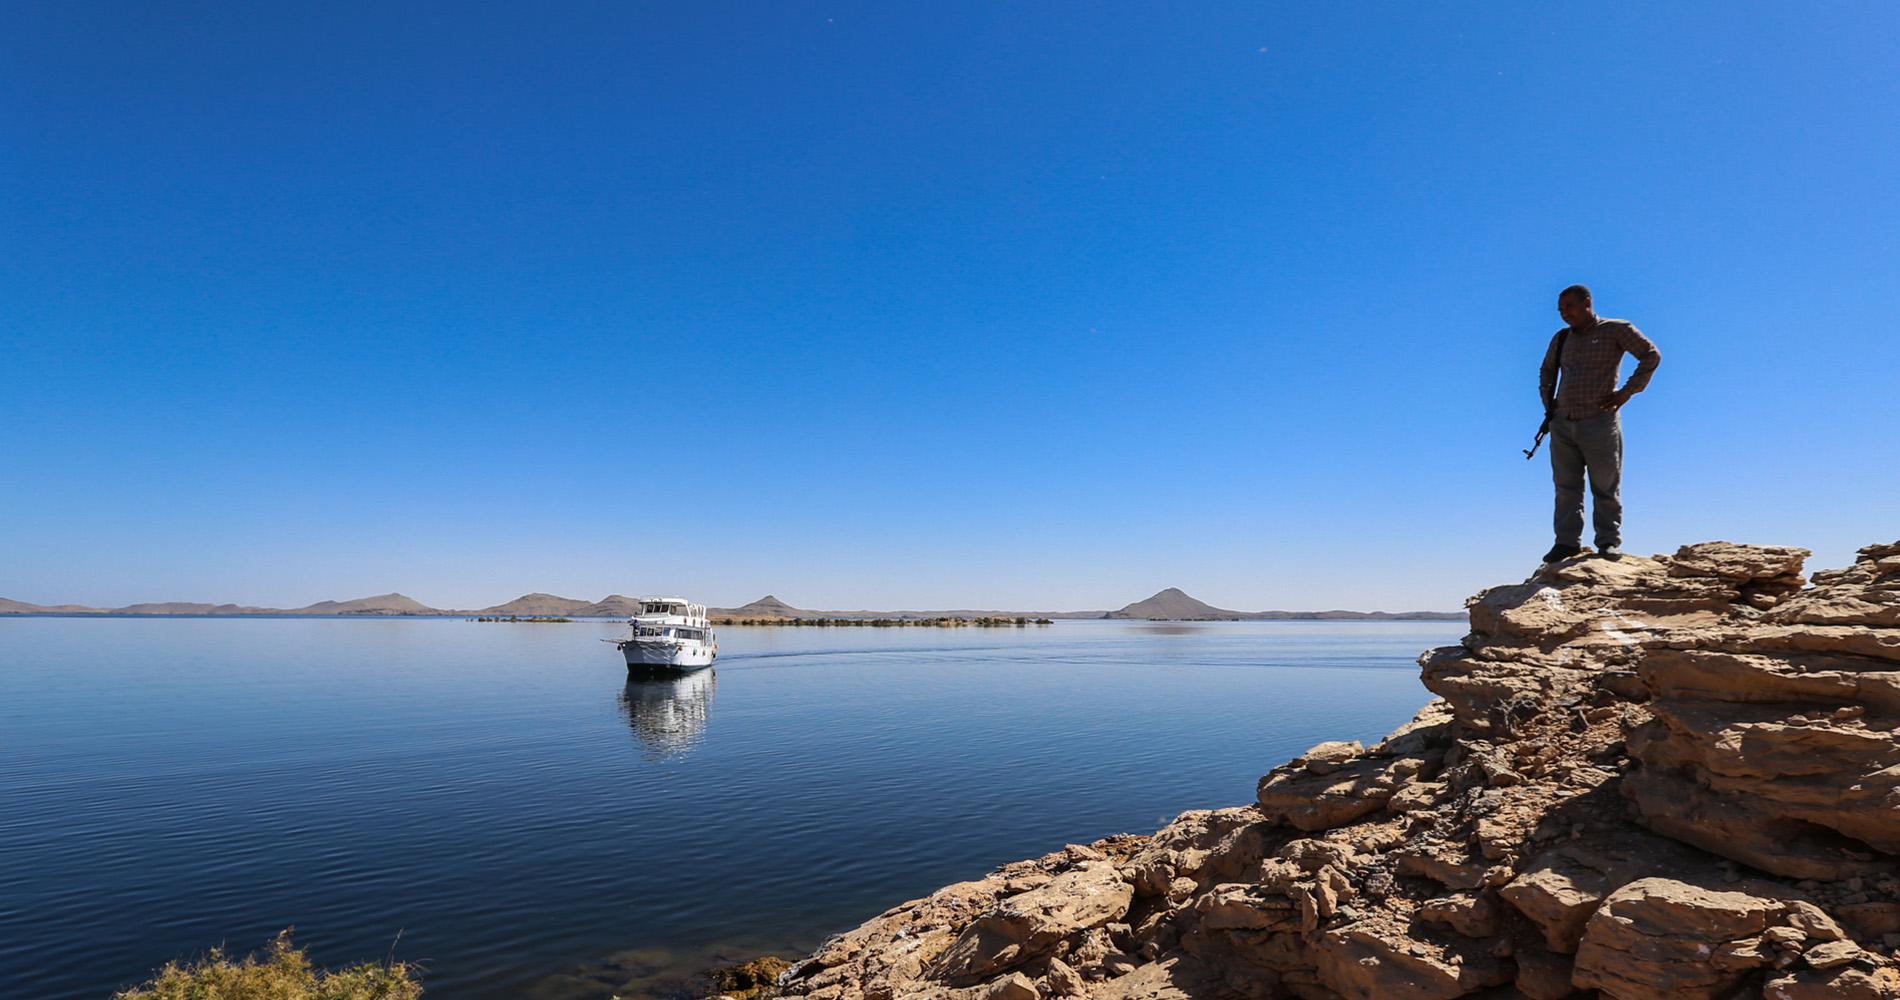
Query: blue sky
3 2 1895 612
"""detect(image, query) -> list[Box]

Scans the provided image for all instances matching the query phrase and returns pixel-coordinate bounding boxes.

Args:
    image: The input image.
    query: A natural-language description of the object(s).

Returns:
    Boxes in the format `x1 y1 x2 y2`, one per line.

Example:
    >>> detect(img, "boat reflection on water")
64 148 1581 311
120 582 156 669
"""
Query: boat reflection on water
617 669 715 760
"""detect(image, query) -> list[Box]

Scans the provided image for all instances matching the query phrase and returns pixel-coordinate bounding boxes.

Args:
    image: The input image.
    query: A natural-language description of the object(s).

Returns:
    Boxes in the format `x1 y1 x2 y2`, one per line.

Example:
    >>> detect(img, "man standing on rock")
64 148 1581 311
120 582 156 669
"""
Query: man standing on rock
1539 284 1660 563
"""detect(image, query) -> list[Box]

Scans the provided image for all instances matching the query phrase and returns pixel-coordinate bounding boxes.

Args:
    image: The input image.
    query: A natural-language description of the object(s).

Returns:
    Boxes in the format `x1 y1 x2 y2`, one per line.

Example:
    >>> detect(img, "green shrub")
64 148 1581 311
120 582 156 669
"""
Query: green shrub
115 930 421 1000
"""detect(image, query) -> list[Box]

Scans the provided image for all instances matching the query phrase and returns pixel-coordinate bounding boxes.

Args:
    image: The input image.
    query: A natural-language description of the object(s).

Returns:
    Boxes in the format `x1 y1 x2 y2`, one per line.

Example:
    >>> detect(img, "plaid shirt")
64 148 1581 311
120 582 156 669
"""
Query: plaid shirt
1539 318 1660 419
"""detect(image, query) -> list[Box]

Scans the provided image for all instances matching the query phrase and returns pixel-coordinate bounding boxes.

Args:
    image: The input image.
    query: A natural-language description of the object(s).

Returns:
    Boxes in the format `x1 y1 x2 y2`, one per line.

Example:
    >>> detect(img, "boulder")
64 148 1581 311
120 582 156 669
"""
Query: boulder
1372 699 1455 757
1256 754 1437 831
1419 644 1599 738
1664 542 1810 585
1393 843 1493 891
1635 648 1893 708
1771 588 1900 627
929 863 1134 982
1764 965 1900 1000
1122 806 1277 892
1387 780 1450 813
1193 883 1300 931
1085 955 1220 1000
1571 878 1781 1000
1768 540 1900 628
1500 854 1612 954
1310 924 1511 1000
1623 699 1900 878
1415 891 1500 939
985 973 1037 1000
1039 956 1084 997
1497 833 1721 954
1511 947 1578 1000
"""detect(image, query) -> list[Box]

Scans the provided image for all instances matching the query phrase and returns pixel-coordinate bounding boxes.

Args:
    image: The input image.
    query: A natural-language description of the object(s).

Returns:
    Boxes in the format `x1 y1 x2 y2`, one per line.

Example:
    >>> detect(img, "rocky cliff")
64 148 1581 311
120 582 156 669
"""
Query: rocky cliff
775 540 1900 1000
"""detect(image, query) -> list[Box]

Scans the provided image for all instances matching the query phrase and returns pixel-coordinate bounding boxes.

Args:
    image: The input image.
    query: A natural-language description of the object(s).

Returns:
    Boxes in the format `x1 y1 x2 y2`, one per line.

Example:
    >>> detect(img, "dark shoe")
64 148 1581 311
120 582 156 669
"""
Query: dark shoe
1597 545 1624 560
1542 543 1582 563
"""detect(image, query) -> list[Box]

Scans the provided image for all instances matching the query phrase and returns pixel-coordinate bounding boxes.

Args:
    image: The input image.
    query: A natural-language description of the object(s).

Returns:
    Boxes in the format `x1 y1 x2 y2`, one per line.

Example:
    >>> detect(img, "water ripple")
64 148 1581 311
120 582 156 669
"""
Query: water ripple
0 617 1462 1000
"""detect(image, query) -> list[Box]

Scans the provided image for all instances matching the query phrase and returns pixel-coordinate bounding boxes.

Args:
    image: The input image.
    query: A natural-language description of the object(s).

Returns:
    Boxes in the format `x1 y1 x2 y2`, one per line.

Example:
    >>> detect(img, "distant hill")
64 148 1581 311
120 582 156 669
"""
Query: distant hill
0 595 417 615
457 593 634 617
475 592 598 617
1 588 1464 620
711 595 803 618
116 602 275 615
289 593 437 615
1108 588 1464 621
584 595 644 617
0 593 447 615
709 595 1109 619
1108 587 1235 619
0 597 108 614
708 592 1462 621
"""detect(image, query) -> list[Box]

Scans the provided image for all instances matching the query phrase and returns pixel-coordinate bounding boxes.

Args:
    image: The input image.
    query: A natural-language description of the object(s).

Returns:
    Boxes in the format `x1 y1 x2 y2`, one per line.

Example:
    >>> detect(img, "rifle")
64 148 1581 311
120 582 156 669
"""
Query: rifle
1524 411 1552 460
1525 327 1570 460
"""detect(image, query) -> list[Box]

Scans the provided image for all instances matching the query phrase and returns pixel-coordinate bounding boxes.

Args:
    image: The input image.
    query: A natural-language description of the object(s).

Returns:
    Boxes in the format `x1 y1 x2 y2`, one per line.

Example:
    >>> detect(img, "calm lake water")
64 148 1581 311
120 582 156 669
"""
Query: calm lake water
0 617 1463 999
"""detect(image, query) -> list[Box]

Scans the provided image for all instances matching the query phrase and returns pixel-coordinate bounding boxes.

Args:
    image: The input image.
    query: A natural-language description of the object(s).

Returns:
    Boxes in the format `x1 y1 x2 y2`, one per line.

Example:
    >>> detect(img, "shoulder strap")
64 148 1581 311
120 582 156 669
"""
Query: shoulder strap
1547 327 1572 417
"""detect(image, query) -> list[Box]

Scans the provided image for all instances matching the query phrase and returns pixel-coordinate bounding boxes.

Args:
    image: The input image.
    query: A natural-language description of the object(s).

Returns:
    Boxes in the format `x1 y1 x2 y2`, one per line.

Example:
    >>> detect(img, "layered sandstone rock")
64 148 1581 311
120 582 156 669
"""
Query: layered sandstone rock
776 541 1900 1000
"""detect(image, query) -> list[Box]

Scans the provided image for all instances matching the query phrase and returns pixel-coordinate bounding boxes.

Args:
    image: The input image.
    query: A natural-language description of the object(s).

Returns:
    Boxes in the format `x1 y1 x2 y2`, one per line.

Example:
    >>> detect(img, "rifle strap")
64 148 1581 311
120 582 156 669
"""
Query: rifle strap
1548 326 1572 417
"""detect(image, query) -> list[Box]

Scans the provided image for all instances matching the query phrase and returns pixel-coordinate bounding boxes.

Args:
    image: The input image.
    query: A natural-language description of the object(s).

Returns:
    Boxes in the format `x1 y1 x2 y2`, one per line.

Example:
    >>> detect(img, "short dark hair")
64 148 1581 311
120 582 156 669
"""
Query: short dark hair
1559 284 1592 304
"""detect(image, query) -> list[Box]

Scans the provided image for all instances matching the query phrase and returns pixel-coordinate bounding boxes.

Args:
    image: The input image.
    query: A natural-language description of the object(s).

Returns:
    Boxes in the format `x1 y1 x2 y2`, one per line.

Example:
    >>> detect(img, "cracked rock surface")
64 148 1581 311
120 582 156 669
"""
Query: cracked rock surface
776 541 1900 1000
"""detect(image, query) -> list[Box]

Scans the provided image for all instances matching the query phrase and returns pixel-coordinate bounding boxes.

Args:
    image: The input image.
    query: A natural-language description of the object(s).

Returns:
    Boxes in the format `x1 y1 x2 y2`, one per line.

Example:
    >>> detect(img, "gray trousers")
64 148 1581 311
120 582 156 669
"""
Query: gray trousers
1550 413 1622 549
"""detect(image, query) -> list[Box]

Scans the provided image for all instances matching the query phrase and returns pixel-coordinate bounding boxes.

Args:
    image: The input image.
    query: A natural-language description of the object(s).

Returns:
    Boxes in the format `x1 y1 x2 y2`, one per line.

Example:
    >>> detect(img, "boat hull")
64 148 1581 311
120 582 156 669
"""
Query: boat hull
621 639 716 674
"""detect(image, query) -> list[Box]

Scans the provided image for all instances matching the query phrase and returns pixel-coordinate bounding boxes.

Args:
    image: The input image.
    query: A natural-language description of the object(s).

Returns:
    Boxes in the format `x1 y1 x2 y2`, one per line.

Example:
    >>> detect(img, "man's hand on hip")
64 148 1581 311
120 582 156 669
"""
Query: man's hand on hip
1598 388 1633 412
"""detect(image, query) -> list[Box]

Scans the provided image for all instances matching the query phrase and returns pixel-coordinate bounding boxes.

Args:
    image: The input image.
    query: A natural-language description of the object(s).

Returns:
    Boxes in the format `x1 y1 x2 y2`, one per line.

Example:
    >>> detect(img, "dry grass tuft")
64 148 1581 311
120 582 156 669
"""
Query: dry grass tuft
114 928 422 1000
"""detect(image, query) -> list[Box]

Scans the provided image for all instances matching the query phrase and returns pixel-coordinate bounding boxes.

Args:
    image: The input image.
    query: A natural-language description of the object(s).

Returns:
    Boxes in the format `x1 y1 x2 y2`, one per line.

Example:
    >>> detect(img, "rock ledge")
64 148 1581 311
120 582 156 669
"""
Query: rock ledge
777 541 1900 1000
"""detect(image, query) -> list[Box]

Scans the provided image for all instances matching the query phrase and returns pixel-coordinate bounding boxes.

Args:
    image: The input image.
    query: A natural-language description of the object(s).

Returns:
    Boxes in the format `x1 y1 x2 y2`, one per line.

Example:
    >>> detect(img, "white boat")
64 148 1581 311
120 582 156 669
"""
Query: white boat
606 596 717 673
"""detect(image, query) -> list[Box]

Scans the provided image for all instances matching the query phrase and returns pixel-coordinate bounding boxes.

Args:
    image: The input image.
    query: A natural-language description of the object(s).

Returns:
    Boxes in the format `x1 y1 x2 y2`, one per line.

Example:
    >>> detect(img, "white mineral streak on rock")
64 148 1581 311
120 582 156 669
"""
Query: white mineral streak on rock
1599 618 1636 646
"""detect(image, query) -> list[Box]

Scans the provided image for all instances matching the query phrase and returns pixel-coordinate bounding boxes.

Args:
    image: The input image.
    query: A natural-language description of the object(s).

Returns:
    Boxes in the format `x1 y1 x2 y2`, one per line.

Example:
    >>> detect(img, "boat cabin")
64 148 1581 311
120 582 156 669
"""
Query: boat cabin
633 595 708 626
612 594 718 671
